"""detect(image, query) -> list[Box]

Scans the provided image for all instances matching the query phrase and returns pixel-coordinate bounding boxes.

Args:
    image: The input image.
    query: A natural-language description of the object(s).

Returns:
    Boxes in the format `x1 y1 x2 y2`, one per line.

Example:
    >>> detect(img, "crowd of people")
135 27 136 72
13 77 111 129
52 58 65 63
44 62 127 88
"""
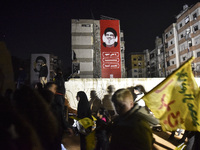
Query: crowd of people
1 67 200 150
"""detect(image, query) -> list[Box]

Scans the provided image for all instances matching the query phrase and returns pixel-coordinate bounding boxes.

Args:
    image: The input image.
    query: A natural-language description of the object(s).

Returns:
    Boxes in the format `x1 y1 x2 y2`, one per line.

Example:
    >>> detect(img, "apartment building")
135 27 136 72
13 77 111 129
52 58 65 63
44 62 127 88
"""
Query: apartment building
164 3 200 77
156 37 166 77
146 36 165 77
127 52 145 78
71 19 126 78
120 31 126 78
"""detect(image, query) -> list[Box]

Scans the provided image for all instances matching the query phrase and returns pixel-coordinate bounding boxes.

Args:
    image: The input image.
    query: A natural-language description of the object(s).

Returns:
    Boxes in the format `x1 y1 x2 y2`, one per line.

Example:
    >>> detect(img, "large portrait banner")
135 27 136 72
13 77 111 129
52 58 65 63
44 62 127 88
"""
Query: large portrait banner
100 20 121 78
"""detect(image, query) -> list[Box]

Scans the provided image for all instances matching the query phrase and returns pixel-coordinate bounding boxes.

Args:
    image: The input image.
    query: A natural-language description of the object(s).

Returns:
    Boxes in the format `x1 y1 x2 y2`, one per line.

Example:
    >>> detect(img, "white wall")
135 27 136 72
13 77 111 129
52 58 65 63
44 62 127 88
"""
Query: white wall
71 23 93 33
80 62 93 71
65 78 200 110
72 36 93 45
74 49 93 59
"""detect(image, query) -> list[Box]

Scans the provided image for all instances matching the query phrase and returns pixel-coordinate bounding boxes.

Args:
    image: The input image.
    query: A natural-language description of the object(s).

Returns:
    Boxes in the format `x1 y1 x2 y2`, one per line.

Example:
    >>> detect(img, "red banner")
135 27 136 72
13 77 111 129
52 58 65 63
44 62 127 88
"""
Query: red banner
100 20 121 78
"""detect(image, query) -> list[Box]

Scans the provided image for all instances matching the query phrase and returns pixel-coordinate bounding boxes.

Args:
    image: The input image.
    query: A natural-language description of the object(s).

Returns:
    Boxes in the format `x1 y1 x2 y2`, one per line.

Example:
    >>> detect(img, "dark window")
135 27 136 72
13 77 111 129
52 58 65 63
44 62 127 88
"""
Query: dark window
167 61 170 67
133 58 136 61
150 53 154 59
171 50 174 55
183 56 186 61
193 13 197 20
194 25 198 32
181 34 184 38
134 70 137 72
166 34 168 39
165 43 168 48
134 64 137 67
171 41 173 45
82 24 91 27
172 61 174 64
180 23 182 28
197 52 200 57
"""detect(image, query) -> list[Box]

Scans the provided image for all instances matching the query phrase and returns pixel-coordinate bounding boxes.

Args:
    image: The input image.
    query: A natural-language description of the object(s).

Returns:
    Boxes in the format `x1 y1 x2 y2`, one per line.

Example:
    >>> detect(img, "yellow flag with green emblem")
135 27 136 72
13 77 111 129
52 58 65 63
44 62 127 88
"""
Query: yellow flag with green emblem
143 57 200 131
70 116 96 150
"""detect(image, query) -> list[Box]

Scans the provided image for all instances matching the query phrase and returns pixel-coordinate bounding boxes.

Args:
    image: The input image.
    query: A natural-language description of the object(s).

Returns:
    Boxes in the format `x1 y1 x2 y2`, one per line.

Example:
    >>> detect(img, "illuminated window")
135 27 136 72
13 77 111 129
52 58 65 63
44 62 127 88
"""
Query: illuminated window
185 16 190 24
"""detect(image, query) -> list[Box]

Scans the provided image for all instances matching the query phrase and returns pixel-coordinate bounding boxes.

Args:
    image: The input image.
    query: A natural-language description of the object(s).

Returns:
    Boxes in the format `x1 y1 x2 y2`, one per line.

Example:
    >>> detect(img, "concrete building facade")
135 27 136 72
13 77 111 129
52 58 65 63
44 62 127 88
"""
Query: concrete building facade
127 52 146 78
164 3 200 77
127 36 165 78
71 19 126 78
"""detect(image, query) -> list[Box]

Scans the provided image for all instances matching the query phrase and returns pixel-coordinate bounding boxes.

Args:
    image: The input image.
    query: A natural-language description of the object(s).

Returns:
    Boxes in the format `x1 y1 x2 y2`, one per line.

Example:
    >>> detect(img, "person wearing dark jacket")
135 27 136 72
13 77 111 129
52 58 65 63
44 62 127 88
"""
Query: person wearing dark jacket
13 86 59 150
45 82 73 150
39 62 48 87
76 91 93 150
95 107 110 150
110 88 154 150
53 68 66 119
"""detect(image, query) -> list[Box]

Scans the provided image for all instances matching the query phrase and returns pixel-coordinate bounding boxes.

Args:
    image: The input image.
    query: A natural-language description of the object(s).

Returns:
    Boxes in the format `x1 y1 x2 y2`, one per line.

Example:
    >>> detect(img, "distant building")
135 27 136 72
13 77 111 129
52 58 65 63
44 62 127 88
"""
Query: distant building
120 31 126 78
71 19 126 78
154 36 165 77
164 2 200 77
127 52 145 78
128 36 165 78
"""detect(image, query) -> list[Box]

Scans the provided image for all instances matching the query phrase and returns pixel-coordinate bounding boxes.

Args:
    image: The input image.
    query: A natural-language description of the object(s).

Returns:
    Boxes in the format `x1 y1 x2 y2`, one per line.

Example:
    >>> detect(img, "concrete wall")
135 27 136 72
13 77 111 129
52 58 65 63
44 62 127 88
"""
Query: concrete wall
65 78 200 110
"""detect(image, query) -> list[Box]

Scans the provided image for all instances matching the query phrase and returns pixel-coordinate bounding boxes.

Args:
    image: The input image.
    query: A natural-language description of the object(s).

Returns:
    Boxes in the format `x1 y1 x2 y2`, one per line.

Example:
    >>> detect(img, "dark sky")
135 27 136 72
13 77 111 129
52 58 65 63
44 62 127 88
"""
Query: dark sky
0 0 199 71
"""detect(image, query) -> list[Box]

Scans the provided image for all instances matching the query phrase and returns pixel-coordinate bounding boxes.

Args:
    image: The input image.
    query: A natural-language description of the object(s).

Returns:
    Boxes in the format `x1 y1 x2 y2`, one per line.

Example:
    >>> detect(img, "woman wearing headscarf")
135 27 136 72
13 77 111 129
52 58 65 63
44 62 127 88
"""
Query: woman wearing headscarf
76 91 93 150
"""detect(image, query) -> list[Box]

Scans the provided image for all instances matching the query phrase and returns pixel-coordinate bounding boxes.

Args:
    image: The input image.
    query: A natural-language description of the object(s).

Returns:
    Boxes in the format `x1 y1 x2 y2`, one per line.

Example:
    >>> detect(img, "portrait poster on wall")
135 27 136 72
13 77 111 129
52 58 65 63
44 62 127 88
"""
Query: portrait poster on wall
30 54 50 85
100 20 121 78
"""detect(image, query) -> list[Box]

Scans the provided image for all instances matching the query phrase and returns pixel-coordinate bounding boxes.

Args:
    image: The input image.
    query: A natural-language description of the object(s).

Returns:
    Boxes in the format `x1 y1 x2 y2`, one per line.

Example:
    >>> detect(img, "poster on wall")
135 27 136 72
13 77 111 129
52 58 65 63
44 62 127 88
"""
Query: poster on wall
100 20 121 78
30 54 50 85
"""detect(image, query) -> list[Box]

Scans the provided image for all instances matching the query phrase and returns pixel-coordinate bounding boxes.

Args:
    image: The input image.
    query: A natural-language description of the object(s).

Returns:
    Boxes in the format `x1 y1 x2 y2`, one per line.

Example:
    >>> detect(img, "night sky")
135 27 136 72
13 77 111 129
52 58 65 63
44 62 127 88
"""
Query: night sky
0 0 199 71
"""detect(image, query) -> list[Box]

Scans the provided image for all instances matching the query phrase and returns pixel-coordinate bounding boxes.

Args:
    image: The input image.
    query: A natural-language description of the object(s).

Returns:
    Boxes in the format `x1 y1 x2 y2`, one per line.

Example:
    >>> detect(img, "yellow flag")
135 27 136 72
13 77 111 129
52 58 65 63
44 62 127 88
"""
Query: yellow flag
143 57 200 131
79 117 94 129
69 116 94 129
86 131 96 150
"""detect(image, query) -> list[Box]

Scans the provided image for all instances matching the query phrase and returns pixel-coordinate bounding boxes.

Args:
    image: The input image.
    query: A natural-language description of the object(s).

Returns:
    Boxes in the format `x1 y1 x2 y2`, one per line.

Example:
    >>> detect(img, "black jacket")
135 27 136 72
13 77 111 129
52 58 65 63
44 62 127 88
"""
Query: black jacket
110 105 154 150
39 65 48 77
